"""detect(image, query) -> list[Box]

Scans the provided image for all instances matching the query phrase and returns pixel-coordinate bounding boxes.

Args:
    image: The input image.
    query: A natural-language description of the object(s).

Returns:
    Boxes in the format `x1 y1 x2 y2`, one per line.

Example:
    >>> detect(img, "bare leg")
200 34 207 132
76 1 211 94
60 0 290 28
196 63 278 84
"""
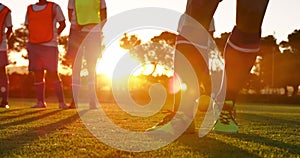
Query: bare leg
146 0 222 134
48 71 66 106
225 0 269 101
0 66 8 105
186 0 220 30
173 0 220 114
212 0 269 133
32 70 47 108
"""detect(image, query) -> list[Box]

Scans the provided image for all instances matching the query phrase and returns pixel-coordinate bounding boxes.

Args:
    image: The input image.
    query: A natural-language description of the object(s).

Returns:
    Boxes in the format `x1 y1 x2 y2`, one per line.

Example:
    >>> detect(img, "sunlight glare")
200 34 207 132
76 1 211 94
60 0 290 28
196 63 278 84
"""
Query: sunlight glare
96 41 141 79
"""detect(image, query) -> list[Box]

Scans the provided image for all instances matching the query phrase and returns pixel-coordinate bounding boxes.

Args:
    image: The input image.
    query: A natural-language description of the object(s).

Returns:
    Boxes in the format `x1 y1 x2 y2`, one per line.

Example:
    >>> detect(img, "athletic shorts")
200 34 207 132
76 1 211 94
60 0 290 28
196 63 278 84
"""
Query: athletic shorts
27 43 58 72
66 28 102 63
0 51 8 67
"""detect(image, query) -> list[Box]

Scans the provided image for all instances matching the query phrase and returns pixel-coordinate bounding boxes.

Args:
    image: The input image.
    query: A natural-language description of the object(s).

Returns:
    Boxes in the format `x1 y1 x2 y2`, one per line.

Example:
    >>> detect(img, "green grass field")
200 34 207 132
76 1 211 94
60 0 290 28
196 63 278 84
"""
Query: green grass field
0 98 299 158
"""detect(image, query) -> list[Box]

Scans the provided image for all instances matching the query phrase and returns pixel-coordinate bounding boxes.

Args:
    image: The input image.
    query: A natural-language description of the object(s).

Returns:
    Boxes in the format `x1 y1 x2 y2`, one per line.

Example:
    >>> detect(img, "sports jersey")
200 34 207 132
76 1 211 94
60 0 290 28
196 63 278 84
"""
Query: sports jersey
27 2 54 44
25 2 65 47
0 4 12 51
68 0 106 32
75 0 101 25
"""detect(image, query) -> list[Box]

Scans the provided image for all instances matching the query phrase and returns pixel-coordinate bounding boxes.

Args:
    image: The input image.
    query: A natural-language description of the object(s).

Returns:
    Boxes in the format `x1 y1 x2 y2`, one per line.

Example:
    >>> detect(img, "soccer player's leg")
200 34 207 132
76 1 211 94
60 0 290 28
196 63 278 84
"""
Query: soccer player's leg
213 0 270 134
64 29 85 66
174 0 221 133
175 33 211 108
176 34 211 134
0 66 9 108
27 43 47 108
65 29 85 108
69 48 84 109
32 70 47 108
43 46 68 109
48 71 68 109
85 32 102 109
146 0 220 135
69 55 82 109
0 51 9 108
145 33 205 134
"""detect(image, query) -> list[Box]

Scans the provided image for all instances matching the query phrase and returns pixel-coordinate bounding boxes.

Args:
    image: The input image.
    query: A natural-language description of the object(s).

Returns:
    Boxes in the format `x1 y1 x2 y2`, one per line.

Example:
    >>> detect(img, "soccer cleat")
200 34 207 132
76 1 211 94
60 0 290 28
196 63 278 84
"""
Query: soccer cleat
0 101 9 109
213 101 238 134
59 102 69 109
146 110 195 135
31 101 47 108
146 110 175 132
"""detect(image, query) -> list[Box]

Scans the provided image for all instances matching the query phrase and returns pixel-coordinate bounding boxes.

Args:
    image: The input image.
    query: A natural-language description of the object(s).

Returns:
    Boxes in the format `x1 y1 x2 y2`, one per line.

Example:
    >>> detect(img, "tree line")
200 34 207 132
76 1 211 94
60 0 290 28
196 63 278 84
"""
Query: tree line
120 30 300 96
6 25 300 97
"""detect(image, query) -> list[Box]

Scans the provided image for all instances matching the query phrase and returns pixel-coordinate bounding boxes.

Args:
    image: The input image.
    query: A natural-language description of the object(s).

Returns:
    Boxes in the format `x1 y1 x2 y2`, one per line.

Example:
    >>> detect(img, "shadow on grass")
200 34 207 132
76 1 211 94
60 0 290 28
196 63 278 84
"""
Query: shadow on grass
229 133 300 155
106 134 259 157
0 110 44 122
0 110 88 157
0 108 25 114
238 113 300 155
0 110 61 130
176 134 260 158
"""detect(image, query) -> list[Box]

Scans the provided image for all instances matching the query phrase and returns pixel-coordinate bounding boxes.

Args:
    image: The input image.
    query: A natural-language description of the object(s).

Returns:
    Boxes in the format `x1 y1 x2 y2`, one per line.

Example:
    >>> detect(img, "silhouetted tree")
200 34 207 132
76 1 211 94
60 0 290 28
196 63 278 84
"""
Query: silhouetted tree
120 32 175 77
58 35 68 50
119 33 141 50
277 30 300 95
151 31 177 47
118 32 176 102
286 29 300 52
258 35 280 88
7 24 28 52
214 32 230 53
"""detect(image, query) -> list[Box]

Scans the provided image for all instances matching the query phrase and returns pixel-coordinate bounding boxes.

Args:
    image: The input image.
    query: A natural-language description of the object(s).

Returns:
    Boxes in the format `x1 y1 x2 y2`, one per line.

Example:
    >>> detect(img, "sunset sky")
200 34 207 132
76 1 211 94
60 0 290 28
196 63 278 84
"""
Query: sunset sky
1 0 300 43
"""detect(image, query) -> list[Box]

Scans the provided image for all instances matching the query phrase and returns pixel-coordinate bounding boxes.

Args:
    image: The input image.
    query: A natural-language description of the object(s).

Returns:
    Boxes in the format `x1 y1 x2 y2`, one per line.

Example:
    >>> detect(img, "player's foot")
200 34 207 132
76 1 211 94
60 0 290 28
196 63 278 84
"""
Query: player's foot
213 101 238 134
31 101 47 108
146 110 195 135
68 100 76 109
89 100 98 110
59 102 69 109
0 101 9 109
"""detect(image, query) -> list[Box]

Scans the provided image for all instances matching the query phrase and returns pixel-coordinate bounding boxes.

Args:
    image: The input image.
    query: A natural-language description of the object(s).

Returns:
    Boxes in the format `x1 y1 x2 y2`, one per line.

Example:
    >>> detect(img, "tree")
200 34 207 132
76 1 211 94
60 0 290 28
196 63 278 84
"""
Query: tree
119 33 141 50
8 24 28 52
151 31 177 47
58 35 68 51
286 29 300 52
119 32 175 77
258 35 280 88
214 32 230 53
277 30 300 95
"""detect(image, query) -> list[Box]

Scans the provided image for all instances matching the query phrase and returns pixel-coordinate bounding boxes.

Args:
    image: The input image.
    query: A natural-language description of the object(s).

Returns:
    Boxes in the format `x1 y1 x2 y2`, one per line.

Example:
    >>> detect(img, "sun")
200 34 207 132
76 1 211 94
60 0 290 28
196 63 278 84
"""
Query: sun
96 40 141 79
96 30 160 77
96 43 123 78
97 29 174 81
